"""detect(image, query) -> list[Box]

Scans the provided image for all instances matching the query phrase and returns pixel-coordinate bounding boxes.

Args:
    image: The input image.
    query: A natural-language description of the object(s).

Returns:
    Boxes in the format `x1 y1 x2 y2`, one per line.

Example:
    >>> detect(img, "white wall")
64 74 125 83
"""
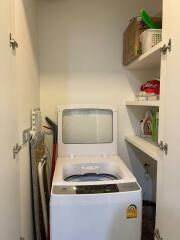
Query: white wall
38 0 161 200
15 0 39 239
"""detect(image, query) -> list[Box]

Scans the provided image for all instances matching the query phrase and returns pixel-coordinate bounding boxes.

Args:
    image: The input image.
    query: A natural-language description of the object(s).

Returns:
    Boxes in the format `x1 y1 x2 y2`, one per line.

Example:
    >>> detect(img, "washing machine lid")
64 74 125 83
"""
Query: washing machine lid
58 105 117 157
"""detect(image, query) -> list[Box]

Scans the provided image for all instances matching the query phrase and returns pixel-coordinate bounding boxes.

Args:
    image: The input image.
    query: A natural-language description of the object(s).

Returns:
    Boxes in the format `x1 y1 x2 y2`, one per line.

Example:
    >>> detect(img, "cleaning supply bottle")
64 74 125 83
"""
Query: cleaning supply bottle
151 111 159 143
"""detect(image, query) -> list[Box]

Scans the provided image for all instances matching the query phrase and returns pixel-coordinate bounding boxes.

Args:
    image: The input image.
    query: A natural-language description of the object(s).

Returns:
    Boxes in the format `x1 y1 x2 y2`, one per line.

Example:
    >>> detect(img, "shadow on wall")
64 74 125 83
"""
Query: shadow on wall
38 0 145 121
38 0 162 125
20 0 39 68
126 143 157 202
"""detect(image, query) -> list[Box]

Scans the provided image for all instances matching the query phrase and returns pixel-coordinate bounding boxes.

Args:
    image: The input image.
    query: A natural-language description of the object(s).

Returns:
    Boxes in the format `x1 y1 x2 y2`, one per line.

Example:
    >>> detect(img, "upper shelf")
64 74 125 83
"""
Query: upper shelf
126 42 162 70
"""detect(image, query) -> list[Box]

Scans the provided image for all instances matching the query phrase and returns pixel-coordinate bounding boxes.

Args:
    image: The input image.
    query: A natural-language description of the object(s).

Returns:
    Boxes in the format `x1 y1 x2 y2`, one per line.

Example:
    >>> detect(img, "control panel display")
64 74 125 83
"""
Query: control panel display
76 184 119 194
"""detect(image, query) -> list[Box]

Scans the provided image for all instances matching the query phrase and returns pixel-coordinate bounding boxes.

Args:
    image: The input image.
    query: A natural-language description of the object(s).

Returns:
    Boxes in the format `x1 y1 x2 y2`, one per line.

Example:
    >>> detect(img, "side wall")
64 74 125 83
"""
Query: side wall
15 0 40 239
38 0 161 201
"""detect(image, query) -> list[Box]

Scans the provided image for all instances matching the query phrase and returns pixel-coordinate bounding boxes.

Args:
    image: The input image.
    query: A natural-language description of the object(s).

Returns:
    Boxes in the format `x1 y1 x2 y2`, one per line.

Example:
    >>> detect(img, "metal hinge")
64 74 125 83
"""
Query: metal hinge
161 39 171 55
158 141 168 155
154 228 163 240
13 143 22 159
9 33 18 50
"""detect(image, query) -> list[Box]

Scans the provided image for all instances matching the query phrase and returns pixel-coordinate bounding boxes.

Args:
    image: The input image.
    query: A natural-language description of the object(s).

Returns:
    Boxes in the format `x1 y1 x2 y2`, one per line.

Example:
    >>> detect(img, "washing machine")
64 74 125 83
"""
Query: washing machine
50 105 142 240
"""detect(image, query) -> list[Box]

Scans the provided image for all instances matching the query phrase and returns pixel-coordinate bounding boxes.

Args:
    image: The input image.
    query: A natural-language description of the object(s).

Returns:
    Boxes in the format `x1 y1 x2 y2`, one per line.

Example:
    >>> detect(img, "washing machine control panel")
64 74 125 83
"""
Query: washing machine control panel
53 182 140 195
75 184 119 194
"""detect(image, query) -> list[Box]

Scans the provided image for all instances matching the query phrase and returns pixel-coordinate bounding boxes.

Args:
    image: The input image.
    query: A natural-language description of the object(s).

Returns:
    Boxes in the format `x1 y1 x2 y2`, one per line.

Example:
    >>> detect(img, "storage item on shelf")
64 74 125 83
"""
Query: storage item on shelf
140 110 159 143
140 111 152 138
140 29 162 54
140 9 162 29
136 92 159 101
136 79 160 101
141 79 160 95
123 15 162 66
147 95 159 101
136 96 148 101
123 17 145 65
151 111 159 143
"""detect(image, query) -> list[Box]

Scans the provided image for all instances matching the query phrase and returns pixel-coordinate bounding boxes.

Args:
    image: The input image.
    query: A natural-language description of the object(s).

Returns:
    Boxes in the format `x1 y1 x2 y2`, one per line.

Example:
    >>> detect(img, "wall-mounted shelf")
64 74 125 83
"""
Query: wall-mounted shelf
125 135 162 161
126 42 162 70
125 100 160 107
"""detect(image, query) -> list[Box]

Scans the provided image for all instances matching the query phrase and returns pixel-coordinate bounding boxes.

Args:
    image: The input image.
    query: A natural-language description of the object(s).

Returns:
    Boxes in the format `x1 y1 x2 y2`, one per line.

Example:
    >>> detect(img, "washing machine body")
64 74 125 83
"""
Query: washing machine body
50 105 142 240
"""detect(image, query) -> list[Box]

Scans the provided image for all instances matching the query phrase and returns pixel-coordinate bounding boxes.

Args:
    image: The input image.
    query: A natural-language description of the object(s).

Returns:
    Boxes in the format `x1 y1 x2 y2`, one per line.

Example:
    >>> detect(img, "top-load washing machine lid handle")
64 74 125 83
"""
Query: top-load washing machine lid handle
58 105 118 157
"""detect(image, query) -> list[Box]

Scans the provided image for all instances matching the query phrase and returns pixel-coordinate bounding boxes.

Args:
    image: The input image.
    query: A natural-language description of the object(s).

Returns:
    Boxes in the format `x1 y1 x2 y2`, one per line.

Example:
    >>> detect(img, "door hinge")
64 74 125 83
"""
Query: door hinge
161 39 171 55
9 33 18 50
154 228 163 240
158 141 168 155
13 143 22 159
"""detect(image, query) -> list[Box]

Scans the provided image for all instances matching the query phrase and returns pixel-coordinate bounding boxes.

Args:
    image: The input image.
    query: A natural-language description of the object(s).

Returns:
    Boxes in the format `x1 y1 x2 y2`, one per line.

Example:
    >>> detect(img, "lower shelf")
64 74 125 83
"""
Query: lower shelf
125 135 162 161
125 100 160 107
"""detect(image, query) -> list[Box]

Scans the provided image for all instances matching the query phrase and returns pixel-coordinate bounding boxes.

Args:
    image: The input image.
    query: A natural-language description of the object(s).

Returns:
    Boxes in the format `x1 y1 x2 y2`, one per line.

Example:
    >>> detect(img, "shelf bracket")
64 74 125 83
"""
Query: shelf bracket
154 228 163 240
161 39 171 55
9 33 18 50
13 143 22 159
158 141 168 155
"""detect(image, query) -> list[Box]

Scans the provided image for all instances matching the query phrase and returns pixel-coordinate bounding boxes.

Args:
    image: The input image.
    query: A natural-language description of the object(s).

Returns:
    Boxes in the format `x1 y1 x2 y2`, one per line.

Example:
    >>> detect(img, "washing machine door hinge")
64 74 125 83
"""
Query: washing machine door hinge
154 228 163 240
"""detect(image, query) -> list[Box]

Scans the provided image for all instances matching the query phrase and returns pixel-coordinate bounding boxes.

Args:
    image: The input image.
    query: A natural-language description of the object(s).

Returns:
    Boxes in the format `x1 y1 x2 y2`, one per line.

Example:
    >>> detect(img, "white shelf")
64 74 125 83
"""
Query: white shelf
125 135 162 161
125 100 160 107
126 42 162 70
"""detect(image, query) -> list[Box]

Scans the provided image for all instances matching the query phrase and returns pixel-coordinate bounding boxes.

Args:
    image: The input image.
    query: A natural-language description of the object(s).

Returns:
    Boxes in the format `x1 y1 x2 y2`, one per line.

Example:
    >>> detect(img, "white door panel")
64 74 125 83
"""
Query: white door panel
0 0 20 239
156 0 180 239
155 0 168 232
161 0 180 238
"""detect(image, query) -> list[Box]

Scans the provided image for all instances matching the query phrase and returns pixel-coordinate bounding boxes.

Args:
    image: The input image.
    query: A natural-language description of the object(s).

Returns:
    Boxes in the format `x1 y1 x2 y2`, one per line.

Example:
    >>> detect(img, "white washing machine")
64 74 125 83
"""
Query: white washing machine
50 105 142 240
